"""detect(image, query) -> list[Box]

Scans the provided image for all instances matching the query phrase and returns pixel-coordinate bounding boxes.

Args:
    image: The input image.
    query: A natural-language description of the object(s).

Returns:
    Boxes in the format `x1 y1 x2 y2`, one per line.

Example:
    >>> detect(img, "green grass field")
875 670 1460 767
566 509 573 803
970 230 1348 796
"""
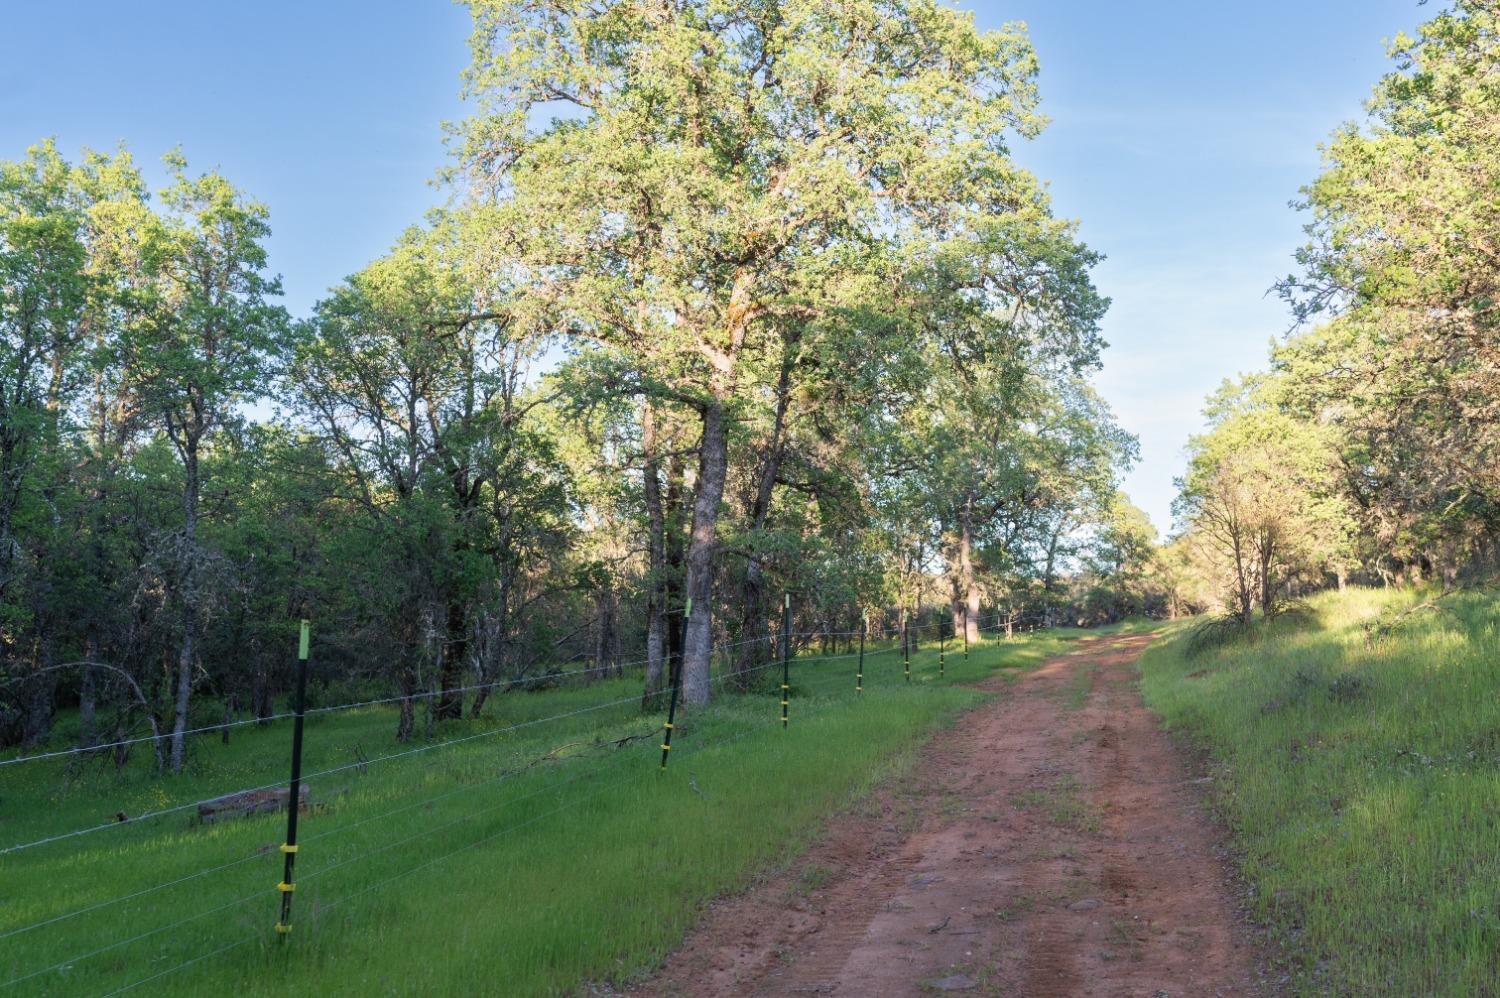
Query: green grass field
1 624 1118 996
1138 587 1500 995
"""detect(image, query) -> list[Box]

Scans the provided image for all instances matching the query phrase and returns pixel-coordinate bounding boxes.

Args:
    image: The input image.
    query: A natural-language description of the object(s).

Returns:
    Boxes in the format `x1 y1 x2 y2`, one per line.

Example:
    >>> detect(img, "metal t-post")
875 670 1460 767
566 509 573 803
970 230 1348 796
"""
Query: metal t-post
276 619 311 937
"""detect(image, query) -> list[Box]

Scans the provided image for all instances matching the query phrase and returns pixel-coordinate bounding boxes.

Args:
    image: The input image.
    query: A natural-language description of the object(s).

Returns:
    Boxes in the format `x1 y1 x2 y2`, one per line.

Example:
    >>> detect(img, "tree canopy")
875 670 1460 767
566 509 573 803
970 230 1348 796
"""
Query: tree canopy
1 1 1145 761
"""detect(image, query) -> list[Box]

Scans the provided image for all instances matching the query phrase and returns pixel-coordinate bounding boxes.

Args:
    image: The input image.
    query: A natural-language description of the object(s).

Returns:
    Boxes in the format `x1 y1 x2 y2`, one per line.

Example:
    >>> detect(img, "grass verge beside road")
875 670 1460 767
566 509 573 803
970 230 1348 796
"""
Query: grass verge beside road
1138 587 1500 995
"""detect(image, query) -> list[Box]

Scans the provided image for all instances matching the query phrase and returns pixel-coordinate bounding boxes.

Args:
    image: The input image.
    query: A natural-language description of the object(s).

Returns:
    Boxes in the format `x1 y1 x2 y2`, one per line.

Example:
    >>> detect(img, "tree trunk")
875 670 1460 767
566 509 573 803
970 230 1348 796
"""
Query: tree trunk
252 665 274 723
435 600 466 720
955 506 982 643
78 638 98 749
471 591 510 718
1231 529 1253 626
170 443 200 774
396 664 417 742
0 430 23 608
21 645 55 749
641 404 668 704
593 589 618 677
682 400 728 705
1258 530 1276 622
734 342 794 686
664 454 686 689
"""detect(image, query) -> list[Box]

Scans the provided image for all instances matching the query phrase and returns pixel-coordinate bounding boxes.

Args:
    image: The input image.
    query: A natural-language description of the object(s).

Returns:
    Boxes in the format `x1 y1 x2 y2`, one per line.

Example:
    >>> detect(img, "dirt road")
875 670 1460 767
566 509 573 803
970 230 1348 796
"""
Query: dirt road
642 633 1267 997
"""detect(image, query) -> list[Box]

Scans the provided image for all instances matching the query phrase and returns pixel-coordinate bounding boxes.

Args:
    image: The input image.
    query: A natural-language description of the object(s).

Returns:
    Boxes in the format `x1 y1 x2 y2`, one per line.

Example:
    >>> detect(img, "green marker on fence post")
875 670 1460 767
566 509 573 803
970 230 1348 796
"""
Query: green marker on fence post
276 619 311 938
780 593 791 727
856 613 865 693
660 598 689 770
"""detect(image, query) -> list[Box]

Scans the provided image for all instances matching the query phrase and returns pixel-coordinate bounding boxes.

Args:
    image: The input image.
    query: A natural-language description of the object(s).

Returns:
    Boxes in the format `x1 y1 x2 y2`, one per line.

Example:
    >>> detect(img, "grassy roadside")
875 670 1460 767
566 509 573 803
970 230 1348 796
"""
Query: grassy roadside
1 625 1100 995
1137 587 1500 995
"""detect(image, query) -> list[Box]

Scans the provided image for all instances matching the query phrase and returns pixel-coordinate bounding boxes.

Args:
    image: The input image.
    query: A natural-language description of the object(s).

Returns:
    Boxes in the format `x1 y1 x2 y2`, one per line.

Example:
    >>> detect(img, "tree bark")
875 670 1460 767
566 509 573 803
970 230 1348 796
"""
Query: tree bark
251 665 273 723
1259 554 1275 619
21 643 55 749
436 600 466 720
170 443 200 774
641 403 668 704
682 400 728 705
1229 521 1253 626
952 502 982 643
734 351 793 685
664 454 686 686
593 588 619 677
470 588 510 718
78 645 98 749
1256 526 1277 622
396 663 417 743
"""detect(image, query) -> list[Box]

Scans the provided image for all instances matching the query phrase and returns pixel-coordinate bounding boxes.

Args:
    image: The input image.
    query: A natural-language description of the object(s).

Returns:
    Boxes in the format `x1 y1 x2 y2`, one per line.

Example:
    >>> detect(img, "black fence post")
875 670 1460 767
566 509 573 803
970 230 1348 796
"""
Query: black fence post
963 605 970 670
780 593 791 727
939 615 946 679
903 618 910 683
660 598 688 770
276 619 311 938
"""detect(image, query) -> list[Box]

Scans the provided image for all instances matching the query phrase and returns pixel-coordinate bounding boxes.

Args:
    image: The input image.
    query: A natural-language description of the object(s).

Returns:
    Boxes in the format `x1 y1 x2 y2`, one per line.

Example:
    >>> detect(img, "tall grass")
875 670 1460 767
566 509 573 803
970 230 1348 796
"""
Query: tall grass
0 626 1105 995
1138 587 1500 995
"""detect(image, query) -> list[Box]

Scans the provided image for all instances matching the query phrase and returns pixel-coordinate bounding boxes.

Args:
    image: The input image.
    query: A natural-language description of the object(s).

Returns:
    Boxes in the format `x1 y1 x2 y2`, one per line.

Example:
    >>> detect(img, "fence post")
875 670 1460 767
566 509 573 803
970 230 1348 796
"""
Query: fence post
939 615 946 679
903 618 910 683
660 598 689 770
963 605 969 670
856 612 866 694
276 619 311 938
781 593 791 727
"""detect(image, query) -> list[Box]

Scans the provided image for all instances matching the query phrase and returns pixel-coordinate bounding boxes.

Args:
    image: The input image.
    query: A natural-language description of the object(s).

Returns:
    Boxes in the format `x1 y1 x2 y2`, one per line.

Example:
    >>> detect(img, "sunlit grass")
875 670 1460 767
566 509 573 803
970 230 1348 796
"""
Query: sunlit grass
0 625 1117 995
1138 587 1500 995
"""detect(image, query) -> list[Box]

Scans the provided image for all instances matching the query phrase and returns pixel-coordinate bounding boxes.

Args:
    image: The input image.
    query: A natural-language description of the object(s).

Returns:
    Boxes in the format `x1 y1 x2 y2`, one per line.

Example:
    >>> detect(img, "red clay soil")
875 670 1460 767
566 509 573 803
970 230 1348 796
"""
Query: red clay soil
636 633 1273 997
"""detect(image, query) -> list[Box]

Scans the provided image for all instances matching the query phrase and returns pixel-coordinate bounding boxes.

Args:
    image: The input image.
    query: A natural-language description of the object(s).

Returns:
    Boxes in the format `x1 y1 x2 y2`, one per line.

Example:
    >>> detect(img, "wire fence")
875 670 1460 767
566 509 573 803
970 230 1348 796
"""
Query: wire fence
0 613 1047 772
0 605 1069 995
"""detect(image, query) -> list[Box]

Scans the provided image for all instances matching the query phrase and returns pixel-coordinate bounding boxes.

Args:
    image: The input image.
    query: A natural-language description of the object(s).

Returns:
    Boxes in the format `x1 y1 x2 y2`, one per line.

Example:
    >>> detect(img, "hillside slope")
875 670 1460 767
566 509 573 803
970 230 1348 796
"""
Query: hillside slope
1139 588 1500 994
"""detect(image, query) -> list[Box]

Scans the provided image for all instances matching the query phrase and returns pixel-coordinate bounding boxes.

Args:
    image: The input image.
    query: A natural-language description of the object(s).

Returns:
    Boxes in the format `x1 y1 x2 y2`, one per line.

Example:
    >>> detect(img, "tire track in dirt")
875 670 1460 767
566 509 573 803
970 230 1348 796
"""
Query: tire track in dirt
638 633 1268 997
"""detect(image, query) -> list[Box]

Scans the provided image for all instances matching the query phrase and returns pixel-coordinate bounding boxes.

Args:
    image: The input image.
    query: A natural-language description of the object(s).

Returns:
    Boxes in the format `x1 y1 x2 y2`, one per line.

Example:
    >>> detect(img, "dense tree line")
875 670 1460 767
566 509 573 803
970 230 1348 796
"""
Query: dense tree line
1169 0 1500 620
0 0 1149 767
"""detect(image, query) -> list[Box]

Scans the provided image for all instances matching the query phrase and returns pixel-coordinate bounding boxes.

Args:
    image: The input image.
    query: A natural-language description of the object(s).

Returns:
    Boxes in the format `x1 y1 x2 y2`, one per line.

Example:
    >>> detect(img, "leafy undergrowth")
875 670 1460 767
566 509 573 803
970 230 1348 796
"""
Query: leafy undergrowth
0 625 1122 995
1138 587 1500 995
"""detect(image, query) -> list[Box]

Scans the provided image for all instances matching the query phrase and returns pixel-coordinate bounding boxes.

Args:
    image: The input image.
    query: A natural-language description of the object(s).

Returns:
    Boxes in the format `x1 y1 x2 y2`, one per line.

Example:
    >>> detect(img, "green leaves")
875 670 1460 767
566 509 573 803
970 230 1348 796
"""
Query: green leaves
1270 0 1500 577
117 154 291 461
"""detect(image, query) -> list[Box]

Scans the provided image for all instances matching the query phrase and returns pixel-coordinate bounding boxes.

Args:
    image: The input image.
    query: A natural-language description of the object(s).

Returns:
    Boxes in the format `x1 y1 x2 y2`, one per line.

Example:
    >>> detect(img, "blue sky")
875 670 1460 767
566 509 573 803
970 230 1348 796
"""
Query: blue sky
1 1 1428 532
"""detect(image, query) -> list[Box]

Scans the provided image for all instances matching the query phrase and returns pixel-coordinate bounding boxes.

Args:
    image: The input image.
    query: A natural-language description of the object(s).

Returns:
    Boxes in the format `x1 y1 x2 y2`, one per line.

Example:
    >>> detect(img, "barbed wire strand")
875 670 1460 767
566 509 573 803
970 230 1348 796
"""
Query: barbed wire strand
0 655 802 940
1 687 654 857
95 666 828 990
2 615 1059 965
4 724 671 991
2 613 1063 770
4 615 1059 855
26 619 1071 992
0 634 772 770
